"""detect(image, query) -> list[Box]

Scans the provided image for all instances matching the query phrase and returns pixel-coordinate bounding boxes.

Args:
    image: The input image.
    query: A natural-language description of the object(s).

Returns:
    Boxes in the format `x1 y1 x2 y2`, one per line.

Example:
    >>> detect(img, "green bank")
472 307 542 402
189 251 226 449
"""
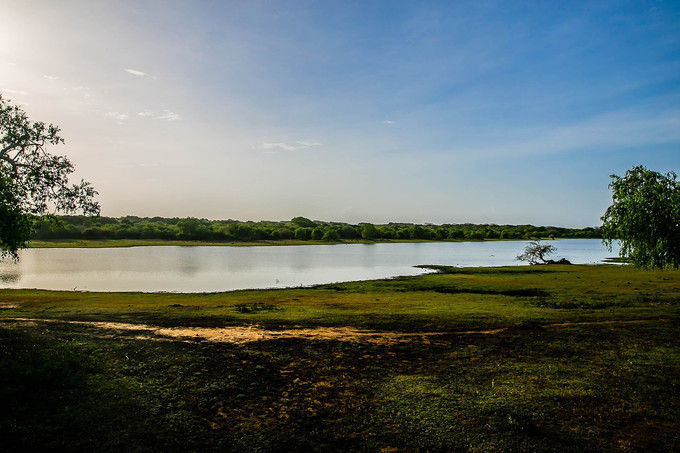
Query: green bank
1 265 679 451
31 214 601 246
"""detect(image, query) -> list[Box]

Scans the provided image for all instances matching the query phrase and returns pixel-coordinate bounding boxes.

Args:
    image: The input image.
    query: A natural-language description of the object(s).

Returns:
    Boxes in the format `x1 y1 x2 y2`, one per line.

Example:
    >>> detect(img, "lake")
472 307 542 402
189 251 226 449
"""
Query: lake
0 239 618 293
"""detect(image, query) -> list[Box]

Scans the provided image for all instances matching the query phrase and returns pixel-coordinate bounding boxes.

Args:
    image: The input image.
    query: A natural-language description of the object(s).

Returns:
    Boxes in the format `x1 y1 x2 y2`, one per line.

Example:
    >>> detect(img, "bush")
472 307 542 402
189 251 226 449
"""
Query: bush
322 229 341 242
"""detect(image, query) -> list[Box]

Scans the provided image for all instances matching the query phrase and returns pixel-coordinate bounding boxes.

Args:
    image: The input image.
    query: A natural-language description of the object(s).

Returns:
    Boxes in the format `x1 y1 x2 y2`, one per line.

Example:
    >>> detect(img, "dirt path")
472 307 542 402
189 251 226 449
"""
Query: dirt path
0 317 663 345
1 317 452 344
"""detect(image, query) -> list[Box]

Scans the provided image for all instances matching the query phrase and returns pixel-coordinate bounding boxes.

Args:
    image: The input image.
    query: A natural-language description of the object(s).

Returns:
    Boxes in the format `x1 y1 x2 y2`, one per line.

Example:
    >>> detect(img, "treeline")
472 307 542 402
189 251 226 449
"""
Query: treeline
31 215 601 242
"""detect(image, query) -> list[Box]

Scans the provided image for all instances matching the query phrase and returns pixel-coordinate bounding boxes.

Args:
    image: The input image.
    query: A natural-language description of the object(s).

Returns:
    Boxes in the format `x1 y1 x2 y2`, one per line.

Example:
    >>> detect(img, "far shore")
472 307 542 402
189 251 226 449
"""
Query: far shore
28 237 584 249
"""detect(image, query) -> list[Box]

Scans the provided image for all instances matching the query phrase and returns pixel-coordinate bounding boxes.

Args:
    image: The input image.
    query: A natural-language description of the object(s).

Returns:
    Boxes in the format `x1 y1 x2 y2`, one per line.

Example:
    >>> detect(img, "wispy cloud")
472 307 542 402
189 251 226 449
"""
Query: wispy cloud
454 108 680 161
125 68 157 79
295 140 322 147
256 140 323 151
136 110 182 121
44 75 59 82
383 120 396 125
155 110 181 121
105 111 129 121
125 68 148 77
2 88 29 95
258 142 298 151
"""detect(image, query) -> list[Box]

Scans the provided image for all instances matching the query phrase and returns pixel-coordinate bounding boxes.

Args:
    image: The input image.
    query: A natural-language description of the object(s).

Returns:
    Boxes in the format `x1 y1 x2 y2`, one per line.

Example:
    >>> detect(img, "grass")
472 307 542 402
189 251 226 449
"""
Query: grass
1 264 679 451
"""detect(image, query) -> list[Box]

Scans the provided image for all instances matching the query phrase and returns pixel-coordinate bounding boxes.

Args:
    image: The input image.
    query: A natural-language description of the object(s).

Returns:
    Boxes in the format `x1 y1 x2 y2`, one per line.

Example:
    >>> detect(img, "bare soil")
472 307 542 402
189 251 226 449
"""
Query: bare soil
1 317 660 345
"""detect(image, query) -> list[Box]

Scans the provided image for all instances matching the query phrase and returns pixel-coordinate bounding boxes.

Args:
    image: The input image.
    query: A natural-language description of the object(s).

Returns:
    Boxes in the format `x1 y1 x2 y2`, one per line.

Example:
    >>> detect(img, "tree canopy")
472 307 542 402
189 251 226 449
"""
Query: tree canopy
0 95 99 257
516 240 556 265
32 215 603 243
601 165 680 269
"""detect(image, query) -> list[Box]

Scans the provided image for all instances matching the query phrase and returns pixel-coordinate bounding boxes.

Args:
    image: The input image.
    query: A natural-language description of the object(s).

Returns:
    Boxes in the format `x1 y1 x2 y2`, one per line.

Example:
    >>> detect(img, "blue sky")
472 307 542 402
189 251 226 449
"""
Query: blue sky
1 0 678 227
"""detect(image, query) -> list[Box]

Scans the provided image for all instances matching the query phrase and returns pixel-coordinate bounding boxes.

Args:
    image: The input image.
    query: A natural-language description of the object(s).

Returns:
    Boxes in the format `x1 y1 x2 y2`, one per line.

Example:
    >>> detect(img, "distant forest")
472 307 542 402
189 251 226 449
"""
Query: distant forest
31 216 602 242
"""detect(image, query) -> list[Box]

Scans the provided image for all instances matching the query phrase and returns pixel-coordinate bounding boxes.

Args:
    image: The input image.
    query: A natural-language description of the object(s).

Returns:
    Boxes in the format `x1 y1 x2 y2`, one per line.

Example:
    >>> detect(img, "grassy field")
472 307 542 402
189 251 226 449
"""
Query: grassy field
1 265 678 451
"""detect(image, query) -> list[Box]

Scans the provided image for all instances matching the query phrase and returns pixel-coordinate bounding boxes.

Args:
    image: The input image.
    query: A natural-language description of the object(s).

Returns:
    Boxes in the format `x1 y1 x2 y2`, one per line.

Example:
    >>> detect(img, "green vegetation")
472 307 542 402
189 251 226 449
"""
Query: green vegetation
0 95 99 258
602 165 680 269
515 239 557 264
1 265 678 451
31 214 601 246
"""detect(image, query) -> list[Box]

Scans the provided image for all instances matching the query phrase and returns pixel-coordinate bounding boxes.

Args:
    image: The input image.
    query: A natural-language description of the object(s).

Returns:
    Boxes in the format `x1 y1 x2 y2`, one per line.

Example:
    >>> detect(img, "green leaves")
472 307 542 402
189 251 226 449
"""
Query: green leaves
0 175 33 259
601 166 680 269
0 95 99 256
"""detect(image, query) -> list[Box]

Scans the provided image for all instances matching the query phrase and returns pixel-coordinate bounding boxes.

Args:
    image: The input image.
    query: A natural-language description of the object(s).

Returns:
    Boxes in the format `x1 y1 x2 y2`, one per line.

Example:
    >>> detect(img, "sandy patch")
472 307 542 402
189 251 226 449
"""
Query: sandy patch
1 318 449 345
0 317 663 345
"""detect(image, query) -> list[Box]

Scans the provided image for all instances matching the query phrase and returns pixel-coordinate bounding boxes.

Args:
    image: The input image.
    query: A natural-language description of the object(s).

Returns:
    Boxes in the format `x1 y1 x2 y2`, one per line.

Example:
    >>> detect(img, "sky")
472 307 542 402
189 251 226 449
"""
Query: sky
1 0 678 227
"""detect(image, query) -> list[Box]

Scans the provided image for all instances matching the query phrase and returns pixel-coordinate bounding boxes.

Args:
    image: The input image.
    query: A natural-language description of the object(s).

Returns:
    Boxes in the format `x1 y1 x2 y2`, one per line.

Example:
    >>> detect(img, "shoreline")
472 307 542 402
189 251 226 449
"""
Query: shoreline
28 237 596 249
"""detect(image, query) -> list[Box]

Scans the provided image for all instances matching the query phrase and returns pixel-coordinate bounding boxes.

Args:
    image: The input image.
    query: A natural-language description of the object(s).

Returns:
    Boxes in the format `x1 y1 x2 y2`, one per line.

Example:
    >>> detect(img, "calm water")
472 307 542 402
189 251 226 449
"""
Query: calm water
0 239 618 293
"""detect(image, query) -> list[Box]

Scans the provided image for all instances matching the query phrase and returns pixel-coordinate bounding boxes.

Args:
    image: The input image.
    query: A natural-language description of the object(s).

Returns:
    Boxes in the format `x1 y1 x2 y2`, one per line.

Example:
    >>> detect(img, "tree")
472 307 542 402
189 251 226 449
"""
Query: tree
290 216 317 228
516 240 556 265
322 229 340 242
294 227 311 240
0 175 33 254
177 218 212 240
0 95 99 257
360 223 378 240
601 165 680 269
311 227 325 240
226 222 254 241
338 225 359 239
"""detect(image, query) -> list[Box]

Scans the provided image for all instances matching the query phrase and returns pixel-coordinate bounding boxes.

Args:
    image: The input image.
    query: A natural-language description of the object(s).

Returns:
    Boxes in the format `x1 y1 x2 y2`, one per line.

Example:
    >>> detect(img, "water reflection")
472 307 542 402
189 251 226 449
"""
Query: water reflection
0 239 618 293
176 247 200 277
0 269 21 284
0 257 22 284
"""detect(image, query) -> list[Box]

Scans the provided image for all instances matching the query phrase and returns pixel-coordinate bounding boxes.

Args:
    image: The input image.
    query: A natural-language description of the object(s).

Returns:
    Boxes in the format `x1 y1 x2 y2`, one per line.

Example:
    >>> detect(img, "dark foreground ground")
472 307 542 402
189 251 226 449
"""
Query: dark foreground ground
1 265 678 451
